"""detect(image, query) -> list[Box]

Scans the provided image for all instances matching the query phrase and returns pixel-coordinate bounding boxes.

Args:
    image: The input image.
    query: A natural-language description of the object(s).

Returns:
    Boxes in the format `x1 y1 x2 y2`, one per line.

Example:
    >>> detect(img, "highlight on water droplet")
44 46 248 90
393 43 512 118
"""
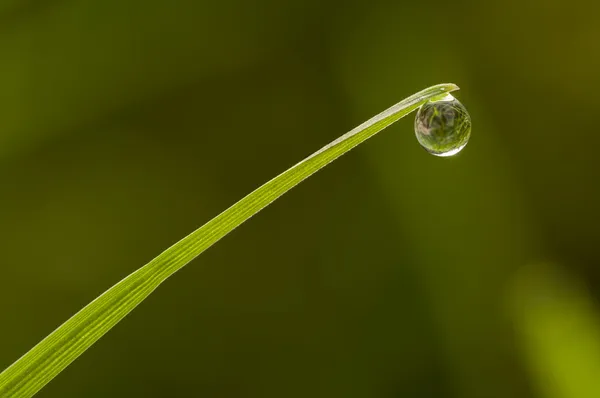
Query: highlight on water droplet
414 94 471 157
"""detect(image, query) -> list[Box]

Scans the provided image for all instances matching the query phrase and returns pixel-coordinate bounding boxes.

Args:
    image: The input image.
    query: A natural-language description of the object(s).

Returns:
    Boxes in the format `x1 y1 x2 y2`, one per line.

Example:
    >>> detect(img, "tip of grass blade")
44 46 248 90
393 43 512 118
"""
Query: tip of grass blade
437 83 460 92
425 83 460 102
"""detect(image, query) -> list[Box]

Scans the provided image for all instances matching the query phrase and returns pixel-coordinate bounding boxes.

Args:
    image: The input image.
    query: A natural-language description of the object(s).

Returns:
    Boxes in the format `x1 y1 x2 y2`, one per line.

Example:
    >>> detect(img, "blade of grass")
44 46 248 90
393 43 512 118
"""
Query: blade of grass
0 83 459 398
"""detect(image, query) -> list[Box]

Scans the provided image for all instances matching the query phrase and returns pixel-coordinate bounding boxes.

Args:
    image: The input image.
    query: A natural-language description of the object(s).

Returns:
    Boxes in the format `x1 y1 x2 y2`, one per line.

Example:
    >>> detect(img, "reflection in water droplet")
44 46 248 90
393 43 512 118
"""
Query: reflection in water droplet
414 94 471 157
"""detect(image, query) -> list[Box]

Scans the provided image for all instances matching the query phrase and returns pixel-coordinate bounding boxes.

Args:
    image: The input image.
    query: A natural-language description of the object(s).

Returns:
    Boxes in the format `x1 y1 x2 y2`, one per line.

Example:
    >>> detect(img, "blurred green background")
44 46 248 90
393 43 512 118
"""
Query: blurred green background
2 0 600 397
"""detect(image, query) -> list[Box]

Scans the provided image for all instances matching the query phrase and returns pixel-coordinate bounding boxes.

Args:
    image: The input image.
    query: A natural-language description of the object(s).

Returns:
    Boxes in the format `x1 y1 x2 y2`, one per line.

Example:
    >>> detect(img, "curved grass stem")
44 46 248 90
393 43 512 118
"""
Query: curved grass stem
0 83 459 398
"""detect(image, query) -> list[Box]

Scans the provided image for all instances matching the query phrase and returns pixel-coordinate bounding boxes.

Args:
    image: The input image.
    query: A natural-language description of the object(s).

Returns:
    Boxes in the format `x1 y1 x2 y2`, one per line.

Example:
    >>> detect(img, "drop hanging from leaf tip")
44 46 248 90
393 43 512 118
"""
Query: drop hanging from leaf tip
414 93 471 157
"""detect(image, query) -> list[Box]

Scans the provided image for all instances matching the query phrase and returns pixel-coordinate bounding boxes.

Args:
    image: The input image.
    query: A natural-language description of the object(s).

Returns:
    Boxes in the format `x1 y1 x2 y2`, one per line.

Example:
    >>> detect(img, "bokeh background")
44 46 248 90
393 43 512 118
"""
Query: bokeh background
2 0 600 397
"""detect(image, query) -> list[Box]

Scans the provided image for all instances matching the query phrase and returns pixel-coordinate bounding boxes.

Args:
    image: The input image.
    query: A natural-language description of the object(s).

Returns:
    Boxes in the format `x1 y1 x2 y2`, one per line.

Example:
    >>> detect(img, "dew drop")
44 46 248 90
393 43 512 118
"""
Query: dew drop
414 94 471 157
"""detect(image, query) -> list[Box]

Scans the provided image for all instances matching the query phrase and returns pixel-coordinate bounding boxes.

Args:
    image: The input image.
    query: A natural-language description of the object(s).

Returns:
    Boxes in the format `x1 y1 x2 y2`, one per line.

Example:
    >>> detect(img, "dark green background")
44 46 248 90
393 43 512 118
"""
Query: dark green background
2 1 600 397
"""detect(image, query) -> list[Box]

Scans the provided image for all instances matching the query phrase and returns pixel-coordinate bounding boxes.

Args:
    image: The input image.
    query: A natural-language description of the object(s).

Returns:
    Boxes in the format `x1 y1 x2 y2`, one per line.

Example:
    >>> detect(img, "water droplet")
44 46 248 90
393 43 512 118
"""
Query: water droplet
414 94 471 157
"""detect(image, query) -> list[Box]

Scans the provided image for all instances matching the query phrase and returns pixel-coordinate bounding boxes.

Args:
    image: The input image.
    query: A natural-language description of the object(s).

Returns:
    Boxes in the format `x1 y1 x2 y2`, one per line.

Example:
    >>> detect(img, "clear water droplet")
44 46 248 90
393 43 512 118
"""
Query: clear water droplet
414 94 471 157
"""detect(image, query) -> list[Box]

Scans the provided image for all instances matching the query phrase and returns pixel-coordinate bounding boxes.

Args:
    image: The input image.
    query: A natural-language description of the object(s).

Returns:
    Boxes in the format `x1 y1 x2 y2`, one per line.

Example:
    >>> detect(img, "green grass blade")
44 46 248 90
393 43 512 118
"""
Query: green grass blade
0 83 458 398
